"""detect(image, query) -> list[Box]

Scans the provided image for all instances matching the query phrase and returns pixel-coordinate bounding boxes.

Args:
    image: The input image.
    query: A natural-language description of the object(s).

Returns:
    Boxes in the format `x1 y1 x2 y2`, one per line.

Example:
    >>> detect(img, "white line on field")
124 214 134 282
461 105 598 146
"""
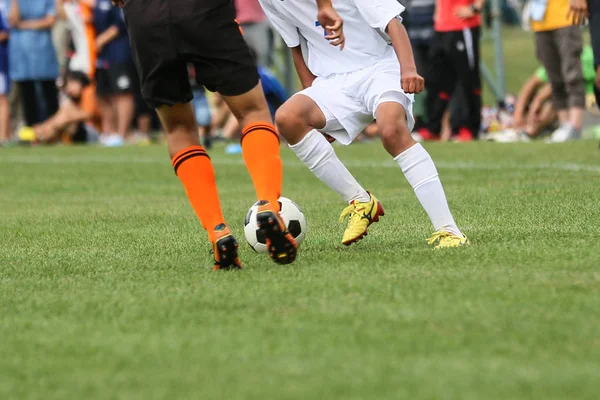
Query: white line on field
1 155 599 173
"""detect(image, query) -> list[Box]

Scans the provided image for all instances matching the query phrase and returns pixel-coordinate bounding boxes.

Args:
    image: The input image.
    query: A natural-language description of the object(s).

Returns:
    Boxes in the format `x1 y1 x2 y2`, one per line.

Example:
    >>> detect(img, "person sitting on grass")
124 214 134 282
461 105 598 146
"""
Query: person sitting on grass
19 70 100 144
493 45 595 142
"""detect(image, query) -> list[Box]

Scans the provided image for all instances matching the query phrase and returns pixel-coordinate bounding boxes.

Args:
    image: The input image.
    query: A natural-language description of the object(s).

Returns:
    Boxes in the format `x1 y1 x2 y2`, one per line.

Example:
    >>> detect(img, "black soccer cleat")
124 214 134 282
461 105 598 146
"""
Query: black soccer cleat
212 224 242 271
256 201 297 265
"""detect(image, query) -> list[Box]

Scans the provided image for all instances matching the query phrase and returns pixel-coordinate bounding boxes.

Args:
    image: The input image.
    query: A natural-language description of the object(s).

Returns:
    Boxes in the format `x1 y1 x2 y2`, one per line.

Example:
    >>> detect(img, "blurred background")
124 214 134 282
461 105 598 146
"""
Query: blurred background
1 0 599 149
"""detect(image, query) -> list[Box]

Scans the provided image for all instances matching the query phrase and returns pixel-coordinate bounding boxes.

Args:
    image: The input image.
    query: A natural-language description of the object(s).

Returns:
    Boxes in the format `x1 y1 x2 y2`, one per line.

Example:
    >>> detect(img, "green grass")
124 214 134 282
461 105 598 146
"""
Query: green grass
1 142 599 399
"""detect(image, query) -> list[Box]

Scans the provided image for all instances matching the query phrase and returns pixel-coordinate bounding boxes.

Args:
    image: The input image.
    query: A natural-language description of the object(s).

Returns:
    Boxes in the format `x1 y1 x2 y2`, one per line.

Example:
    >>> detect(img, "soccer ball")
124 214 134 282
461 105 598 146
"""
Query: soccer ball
244 197 307 252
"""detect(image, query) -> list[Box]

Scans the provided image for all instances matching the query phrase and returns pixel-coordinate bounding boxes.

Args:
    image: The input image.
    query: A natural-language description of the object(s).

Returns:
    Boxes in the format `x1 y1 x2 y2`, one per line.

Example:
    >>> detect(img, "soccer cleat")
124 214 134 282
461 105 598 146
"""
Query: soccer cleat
339 192 384 246
426 230 471 249
256 200 297 265
212 223 242 271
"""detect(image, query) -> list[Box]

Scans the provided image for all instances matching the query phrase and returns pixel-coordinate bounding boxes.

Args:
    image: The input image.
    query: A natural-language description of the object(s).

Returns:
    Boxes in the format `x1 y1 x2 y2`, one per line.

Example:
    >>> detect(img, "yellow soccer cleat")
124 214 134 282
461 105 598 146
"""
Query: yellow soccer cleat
339 192 384 246
427 230 471 249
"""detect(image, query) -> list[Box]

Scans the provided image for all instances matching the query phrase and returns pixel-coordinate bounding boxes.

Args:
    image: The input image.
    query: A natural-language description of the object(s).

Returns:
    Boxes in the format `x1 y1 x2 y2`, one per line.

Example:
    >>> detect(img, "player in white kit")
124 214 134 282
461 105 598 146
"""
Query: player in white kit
259 0 469 248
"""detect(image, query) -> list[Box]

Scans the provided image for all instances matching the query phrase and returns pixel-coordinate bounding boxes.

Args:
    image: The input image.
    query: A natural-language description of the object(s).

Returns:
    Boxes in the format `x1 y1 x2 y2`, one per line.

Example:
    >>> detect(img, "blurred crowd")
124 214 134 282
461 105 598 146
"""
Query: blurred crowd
0 0 597 147
0 0 287 148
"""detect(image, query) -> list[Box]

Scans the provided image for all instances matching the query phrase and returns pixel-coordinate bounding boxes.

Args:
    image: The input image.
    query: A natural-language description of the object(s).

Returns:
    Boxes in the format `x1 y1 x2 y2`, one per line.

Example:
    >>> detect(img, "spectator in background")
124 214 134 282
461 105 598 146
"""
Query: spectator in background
424 0 484 141
494 44 596 142
0 4 9 145
192 86 212 148
57 0 96 78
188 64 213 149
94 0 134 146
8 0 59 129
20 70 100 144
235 0 270 66
404 0 435 130
569 0 600 116
531 0 584 142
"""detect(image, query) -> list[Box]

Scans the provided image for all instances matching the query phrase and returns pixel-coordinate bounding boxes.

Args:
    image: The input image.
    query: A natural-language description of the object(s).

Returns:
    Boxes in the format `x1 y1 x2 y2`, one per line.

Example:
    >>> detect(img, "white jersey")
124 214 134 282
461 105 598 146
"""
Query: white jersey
259 0 404 77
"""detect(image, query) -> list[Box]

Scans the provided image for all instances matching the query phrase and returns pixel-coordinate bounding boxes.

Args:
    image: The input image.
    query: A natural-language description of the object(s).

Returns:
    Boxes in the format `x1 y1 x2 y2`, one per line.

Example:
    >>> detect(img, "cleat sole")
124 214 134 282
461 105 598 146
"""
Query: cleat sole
213 234 242 271
256 210 297 265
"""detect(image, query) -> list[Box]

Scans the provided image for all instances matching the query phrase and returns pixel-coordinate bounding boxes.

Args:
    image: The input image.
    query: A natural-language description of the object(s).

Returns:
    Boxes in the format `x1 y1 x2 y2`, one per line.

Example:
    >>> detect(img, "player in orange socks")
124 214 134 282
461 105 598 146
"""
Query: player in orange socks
117 0 343 269
161 99 294 269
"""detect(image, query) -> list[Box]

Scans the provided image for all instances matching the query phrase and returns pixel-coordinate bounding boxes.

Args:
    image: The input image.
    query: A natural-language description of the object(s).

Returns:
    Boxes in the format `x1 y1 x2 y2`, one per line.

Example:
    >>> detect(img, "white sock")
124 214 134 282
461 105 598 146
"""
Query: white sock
395 143 463 236
289 130 370 203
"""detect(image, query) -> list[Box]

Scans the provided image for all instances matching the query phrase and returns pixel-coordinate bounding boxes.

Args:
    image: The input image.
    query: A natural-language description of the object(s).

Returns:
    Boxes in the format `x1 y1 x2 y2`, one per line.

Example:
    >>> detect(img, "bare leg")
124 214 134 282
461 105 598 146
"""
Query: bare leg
221 113 240 140
569 106 584 130
375 102 416 156
0 96 10 143
98 96 117 134
137 113 152 135
440 110 452 142
115 93 135 138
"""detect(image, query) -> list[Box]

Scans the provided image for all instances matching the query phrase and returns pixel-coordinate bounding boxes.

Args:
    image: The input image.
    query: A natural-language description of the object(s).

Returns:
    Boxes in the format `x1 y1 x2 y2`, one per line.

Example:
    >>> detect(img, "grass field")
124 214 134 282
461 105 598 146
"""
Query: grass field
1 140 599 399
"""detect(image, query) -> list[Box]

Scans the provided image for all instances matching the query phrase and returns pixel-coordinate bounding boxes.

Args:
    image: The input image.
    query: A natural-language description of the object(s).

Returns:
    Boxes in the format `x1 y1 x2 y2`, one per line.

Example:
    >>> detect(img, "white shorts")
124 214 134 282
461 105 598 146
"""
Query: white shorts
296 55 414 145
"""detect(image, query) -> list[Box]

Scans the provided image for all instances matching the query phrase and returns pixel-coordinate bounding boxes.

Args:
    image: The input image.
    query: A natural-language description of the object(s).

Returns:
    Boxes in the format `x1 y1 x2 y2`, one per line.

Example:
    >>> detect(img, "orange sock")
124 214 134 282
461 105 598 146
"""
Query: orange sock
172 145 225 242
241 122 282 211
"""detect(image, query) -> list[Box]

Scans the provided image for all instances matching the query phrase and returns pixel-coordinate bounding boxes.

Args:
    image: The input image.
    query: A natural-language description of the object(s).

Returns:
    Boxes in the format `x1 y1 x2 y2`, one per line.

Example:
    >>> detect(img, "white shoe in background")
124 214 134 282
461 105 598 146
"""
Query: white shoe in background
548 124 581 143
101 133 125 147
488 129 531 143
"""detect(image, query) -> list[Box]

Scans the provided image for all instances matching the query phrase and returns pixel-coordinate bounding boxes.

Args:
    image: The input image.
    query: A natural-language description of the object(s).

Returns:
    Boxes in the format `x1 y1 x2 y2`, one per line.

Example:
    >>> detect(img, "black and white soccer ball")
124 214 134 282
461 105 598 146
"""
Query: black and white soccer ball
244 197 307 252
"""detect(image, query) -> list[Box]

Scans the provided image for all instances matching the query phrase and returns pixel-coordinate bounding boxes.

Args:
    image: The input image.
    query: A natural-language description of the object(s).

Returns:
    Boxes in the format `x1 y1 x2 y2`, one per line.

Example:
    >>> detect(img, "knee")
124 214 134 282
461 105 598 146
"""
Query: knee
275 106 304 138
379 121 414 150
379 123 401 143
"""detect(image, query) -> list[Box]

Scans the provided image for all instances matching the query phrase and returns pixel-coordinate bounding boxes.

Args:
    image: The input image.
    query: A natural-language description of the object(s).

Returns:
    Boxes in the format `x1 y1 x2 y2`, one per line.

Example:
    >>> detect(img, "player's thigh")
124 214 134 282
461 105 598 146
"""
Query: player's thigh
363 65 415 133
276 93 327 131
220 83 270 123
297 81 369 145
180 2 260 98
156 102 198 136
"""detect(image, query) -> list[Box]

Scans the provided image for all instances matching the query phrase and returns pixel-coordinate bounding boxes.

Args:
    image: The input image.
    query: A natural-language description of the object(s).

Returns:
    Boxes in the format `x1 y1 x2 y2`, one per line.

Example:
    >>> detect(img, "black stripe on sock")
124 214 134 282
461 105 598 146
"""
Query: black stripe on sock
240 125 280 144
173 151 210 175
172 147 205 167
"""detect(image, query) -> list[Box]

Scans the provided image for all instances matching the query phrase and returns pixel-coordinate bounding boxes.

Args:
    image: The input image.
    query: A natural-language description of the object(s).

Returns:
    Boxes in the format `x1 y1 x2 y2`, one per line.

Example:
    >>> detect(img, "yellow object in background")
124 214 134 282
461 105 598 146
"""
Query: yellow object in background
18 127 36 142
530 0 572 32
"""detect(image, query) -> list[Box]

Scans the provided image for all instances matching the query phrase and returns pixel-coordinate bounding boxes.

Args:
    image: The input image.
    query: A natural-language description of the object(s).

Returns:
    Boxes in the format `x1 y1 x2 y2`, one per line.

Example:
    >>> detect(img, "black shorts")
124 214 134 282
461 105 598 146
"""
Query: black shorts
123 0 260 108
96 62 135 97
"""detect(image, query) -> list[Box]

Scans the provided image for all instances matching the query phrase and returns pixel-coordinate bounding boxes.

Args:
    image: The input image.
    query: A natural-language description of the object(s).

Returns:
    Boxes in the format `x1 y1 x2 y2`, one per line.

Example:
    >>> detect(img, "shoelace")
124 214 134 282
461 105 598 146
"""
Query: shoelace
339 202 364 224
426 230 452 245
